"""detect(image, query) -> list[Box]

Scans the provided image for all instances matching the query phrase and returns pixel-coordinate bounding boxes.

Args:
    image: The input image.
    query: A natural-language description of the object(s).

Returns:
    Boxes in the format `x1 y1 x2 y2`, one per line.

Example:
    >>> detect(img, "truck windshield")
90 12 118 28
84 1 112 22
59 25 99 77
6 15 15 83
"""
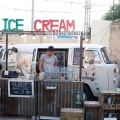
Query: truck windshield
101 47 113 64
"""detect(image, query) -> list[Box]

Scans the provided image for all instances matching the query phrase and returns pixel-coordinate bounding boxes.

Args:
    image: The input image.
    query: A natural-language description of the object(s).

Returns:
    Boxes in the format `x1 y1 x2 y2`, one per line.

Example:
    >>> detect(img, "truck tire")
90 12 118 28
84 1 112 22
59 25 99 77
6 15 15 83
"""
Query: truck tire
83 84 93 101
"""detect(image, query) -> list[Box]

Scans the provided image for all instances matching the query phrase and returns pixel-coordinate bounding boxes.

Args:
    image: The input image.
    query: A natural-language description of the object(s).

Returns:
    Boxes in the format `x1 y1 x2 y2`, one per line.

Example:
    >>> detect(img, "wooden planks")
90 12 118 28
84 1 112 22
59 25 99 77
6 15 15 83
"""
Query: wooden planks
99 90 120 120
99 90 120 110
84 101 101 120
0 79 18 115
0 79 83 117
60 108 84 120
37 81 83 116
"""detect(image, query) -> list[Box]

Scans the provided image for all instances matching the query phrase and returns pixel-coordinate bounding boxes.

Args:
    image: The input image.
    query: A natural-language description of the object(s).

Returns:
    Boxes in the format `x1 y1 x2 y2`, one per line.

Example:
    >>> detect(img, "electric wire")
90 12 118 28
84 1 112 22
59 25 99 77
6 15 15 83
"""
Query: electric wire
0 0 114 14
45 0 113 6
45 0 83 4
91 24 111 39
99 24 111 44
0 0 114 38
0 6 111 14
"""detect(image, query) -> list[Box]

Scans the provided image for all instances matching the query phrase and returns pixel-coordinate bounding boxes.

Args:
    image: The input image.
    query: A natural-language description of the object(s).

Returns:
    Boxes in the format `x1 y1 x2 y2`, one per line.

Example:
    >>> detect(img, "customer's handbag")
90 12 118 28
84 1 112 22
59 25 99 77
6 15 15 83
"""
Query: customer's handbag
2 71 19 78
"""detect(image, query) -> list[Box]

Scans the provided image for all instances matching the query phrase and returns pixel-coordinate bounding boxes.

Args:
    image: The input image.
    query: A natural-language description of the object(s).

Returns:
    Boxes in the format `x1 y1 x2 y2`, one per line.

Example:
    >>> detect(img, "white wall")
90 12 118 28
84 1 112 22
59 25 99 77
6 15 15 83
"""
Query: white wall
91 19 112 51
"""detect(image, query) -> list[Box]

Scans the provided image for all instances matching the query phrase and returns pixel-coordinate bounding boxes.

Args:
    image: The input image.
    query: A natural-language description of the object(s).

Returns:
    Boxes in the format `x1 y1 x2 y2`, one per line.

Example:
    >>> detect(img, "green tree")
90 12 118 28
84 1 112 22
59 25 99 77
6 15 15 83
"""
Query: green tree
102 4 120 21
87 27 91 38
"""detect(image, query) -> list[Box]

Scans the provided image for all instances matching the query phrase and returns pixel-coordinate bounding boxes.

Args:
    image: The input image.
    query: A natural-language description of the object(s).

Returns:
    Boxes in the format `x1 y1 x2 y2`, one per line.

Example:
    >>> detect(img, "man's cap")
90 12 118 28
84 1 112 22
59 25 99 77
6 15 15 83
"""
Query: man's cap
47 46 55 51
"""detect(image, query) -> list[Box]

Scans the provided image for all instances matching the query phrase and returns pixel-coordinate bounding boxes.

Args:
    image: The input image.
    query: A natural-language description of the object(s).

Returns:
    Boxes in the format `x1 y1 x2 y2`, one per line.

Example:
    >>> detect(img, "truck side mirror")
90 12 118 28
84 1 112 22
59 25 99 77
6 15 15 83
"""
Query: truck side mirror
89 59 94 65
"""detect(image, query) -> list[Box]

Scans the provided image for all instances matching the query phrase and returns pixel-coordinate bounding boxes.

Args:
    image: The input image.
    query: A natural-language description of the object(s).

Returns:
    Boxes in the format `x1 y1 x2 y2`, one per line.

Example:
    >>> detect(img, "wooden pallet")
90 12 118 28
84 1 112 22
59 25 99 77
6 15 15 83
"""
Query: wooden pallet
60 108 84 120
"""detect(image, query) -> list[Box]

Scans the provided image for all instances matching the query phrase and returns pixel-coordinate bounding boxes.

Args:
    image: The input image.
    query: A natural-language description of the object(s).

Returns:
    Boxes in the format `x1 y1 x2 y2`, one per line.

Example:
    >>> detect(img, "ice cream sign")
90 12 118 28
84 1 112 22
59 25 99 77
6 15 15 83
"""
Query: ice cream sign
2 18 75 31
2 18 24 31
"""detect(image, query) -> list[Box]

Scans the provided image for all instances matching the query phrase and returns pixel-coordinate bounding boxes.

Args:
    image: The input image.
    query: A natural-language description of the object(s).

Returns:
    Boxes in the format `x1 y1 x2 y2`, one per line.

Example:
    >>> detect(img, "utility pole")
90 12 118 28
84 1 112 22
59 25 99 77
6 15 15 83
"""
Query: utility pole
31 0 34 31
112 0 115 21
84 0 91 39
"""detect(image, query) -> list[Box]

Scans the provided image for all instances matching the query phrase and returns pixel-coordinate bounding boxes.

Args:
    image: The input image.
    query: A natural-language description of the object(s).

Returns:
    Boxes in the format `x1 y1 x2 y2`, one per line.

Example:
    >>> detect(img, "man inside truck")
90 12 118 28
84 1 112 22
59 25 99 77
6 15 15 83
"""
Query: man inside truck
39 46 58 79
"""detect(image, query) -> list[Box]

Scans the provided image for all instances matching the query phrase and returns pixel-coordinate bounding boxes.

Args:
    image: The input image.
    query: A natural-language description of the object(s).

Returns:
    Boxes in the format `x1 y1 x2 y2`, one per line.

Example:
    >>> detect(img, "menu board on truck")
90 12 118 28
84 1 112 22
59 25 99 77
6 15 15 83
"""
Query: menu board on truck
73 48 84 66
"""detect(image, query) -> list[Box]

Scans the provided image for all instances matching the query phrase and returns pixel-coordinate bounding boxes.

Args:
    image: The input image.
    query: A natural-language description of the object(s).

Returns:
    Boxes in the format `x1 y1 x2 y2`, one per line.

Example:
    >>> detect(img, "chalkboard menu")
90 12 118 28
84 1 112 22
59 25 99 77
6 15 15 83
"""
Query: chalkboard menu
73 48 84 66
8 79 34 98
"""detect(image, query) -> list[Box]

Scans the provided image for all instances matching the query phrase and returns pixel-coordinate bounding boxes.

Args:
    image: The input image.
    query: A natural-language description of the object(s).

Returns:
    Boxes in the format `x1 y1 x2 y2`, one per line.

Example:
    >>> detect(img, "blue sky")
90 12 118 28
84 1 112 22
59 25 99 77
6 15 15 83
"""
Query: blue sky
0 0 118 31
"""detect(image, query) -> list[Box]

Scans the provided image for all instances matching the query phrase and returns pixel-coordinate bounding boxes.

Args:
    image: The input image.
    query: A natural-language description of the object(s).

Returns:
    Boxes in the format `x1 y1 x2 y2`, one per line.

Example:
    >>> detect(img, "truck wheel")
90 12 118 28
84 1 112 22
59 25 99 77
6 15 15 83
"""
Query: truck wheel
83 84 93 101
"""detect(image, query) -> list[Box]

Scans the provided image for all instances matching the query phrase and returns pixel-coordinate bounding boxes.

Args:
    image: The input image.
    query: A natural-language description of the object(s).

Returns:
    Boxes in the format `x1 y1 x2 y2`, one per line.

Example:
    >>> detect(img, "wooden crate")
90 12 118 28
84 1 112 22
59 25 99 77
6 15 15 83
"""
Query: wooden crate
60 108 84 120
84 101 101 120
99 90 120 110
101 109 120 120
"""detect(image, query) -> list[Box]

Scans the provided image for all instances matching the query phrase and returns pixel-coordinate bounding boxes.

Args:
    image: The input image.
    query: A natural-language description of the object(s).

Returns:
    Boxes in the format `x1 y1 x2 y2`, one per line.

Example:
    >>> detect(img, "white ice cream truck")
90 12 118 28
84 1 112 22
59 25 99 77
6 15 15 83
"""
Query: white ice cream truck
0 43 119 100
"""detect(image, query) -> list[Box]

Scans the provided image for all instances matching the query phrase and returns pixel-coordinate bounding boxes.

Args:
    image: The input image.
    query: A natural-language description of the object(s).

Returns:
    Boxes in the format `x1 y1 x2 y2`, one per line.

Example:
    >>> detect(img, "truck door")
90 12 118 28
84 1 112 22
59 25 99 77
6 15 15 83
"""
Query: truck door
101 47 120 91
83 49 109 97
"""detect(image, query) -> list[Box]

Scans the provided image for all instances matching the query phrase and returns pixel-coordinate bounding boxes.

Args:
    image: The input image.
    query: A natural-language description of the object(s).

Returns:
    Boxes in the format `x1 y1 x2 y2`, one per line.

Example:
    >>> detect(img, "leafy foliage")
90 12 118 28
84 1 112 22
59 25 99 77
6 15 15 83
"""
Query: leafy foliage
87 27 91 38
102 4 120 21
